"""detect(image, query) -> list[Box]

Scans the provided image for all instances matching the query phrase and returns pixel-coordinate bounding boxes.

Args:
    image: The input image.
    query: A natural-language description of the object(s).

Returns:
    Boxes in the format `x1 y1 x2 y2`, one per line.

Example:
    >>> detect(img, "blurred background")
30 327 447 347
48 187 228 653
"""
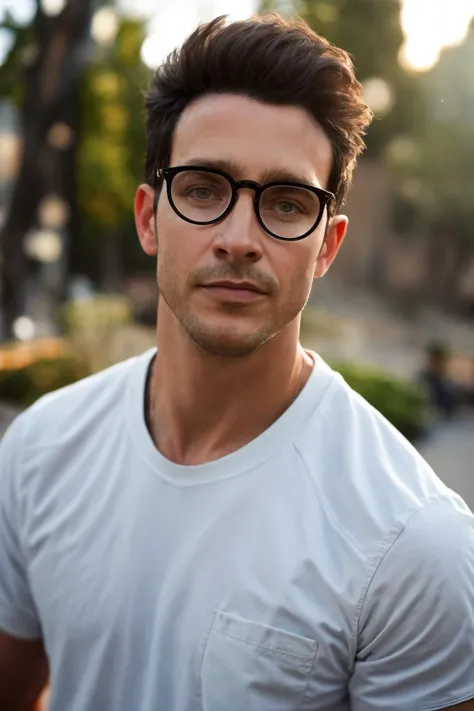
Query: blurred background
0 0 473 509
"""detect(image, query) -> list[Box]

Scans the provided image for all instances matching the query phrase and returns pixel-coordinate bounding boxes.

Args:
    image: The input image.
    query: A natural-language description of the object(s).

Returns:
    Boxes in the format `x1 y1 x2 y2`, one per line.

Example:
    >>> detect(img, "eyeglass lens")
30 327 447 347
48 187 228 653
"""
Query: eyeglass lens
170 170 322 239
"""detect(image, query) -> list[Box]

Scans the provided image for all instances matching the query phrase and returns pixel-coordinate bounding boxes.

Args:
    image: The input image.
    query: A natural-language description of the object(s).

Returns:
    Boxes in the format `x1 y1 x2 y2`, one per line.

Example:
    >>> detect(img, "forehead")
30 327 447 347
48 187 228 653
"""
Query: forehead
170 94 333 189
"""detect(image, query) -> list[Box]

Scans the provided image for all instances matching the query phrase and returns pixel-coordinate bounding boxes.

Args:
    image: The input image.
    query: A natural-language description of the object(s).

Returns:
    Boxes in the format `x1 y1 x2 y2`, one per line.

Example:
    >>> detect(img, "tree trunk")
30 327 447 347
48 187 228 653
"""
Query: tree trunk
0 0 96 340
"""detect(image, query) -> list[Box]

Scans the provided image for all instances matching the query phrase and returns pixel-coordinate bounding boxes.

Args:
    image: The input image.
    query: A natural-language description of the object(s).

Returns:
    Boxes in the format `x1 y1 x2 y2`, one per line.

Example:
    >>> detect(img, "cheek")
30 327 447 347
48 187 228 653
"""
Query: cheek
157 239 180 285
157 203 182 262
156 217 203 288
273 242 318 294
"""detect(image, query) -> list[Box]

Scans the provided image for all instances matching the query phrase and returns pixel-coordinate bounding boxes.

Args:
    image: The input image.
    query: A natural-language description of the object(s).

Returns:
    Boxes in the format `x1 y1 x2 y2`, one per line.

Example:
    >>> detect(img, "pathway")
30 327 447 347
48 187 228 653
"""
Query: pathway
417 410 474 510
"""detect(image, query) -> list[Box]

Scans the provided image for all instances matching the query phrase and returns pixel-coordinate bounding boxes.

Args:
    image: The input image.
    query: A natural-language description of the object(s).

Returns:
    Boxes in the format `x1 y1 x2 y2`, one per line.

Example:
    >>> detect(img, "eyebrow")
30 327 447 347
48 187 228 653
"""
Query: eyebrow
180 157 319 188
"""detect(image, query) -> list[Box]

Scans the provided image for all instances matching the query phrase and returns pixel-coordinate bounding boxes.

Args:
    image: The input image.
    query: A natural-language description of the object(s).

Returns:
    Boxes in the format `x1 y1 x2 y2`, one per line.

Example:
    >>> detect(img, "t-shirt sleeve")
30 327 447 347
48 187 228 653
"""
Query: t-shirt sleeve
350 496 474 711
0 416 41 639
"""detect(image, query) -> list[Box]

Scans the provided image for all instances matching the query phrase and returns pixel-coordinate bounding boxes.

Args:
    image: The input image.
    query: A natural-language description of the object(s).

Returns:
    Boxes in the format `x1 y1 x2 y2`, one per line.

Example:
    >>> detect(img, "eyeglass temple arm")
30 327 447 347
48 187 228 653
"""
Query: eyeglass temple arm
153 169 165 213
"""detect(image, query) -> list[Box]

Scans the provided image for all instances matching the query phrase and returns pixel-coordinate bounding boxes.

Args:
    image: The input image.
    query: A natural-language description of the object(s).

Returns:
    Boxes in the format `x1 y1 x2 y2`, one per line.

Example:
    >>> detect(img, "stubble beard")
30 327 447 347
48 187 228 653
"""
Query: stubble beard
156 248 307 359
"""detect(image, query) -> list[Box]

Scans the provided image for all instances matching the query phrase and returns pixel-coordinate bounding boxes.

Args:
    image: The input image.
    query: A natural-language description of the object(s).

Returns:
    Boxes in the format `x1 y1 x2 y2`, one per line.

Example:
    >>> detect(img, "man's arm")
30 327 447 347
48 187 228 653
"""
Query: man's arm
350 496 474 711
0 630 48 711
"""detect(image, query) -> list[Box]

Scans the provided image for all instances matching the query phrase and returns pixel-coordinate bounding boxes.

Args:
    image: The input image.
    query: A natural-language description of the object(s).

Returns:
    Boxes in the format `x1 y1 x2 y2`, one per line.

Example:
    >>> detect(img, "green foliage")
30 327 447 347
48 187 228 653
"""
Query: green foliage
0 298 135 408
0 10 35 105
0 4 154 291
331 361 428 441
77 15 152 278
60 295 133 333
0 355 89 407
388 27 474 265
59 295 135 374
391 121 474 252
290 0 403 79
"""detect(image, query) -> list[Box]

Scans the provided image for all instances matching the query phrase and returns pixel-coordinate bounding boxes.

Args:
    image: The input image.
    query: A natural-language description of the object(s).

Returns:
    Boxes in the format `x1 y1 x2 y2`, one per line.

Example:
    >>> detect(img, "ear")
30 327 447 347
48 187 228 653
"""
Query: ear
313 215 348 280
135 184 158 256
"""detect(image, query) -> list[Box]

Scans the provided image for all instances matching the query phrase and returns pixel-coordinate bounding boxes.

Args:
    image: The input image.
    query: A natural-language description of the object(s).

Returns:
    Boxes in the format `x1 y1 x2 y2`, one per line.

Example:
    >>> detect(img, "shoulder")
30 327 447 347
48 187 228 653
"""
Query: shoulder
380 495 474 577
295 358 464 553
351 496 474 710
24 352 151 447
361 495 474 612
0 349 153 510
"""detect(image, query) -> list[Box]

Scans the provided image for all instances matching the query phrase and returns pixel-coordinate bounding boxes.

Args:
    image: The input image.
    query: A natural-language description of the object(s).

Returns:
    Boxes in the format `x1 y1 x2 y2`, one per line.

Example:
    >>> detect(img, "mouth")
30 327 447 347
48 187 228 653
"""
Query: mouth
199 280 267 302
203 280 266 293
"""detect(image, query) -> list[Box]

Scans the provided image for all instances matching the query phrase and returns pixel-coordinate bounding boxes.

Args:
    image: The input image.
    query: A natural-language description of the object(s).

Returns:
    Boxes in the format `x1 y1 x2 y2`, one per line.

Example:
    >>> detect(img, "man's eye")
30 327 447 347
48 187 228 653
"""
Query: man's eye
276 201 301 214
187 187 218 200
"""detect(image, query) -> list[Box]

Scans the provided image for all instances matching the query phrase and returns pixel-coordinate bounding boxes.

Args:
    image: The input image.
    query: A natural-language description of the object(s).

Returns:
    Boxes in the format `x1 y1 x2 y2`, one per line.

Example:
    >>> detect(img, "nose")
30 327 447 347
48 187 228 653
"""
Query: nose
211 189 263 263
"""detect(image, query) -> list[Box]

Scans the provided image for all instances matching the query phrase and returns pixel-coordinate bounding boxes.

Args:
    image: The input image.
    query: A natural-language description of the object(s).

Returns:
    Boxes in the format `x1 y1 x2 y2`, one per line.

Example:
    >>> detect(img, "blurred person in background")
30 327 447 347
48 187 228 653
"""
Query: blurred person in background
419 340 460 419
1 14 473 711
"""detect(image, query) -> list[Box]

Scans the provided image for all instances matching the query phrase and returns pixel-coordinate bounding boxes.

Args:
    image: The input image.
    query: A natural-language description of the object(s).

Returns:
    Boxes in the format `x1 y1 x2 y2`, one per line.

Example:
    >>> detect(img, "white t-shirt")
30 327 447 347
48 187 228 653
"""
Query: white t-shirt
0 349 473 711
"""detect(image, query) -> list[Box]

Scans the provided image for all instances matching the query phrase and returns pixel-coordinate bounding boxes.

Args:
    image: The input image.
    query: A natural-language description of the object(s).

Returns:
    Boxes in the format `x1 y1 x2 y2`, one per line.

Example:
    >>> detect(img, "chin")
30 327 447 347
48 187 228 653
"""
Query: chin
185 320 274 359
198 340 262 358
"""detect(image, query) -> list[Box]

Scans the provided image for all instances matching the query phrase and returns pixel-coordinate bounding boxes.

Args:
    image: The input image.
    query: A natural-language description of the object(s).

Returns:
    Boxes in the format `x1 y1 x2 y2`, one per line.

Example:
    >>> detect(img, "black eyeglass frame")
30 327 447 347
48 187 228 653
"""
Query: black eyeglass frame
156 165 335 242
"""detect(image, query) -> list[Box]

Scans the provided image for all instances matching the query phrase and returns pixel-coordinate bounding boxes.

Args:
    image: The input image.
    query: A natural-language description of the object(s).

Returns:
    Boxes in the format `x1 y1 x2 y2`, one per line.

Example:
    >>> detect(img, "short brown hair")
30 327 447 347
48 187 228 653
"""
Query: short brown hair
145 14 372 213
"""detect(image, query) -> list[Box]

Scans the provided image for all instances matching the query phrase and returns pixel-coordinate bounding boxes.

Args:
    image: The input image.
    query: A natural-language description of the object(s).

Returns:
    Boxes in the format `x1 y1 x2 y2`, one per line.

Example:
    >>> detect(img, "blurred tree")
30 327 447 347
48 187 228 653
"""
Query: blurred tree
390 22 474 308
77 15 150 289
0 0 97 339
0 2 151 338
259 0 425 155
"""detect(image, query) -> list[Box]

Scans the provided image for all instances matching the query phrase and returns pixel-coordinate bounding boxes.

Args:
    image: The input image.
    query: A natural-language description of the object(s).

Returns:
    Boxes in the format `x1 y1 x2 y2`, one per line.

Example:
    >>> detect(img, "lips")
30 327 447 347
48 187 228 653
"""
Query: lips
199 281 267 302
202 281 266 294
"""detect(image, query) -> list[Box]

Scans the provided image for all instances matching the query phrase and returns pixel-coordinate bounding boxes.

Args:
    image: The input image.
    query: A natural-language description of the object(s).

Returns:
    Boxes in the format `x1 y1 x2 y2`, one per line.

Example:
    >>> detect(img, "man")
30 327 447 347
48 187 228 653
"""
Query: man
1 14 473 711
419 341 459 419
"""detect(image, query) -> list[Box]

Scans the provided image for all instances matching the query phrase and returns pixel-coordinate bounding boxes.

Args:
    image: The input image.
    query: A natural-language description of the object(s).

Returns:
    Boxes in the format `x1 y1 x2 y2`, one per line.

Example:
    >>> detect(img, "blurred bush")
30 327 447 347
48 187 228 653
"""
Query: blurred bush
331 361 428 442
0 295 153 410
60 294 132 332
0 354 89 408
60 294 134 372
0 291 150 406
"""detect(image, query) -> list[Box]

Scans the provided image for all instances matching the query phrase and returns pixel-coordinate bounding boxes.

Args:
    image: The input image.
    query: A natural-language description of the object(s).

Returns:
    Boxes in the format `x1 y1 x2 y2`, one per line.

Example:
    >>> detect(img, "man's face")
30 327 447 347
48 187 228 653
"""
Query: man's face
136 94 347 357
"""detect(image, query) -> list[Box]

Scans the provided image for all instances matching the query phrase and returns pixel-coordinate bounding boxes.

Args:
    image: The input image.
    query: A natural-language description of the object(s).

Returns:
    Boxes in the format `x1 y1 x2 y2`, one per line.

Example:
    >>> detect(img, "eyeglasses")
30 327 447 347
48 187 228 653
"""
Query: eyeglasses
157 165 334 242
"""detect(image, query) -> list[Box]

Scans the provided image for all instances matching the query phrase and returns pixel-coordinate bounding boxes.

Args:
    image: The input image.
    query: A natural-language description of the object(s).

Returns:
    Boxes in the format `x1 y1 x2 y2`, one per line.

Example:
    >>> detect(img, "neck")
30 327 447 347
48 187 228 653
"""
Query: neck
149 306 313 466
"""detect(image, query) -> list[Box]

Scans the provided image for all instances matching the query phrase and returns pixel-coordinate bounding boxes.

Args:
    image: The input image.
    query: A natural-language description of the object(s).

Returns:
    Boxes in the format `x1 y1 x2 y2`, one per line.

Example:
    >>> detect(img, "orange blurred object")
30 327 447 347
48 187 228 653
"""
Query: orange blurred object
0 339 67 371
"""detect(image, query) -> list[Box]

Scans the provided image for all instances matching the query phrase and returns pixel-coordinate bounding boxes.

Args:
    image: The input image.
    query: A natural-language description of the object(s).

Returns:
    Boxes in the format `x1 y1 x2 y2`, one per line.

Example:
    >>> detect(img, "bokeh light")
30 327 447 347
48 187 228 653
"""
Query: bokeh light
12 316 36 341
91 7 119 47
401 0 474 71
362 77 395 117
40 0 66 17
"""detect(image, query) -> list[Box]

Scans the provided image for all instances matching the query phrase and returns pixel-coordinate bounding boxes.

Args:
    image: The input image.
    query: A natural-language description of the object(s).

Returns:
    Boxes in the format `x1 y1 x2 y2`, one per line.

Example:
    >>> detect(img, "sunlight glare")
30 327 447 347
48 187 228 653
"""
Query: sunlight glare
140 4 200 69
401 0 474 71
137 0 256 69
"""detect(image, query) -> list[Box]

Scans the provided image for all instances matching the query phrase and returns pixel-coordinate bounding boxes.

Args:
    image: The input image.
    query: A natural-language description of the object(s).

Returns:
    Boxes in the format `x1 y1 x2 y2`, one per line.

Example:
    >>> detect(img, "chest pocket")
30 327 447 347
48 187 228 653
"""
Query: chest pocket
200 611 318 711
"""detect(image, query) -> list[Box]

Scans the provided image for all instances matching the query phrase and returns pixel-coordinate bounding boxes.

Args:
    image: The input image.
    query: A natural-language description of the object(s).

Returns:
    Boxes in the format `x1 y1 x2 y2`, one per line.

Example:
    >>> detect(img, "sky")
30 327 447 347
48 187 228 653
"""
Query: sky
1 0 474 72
